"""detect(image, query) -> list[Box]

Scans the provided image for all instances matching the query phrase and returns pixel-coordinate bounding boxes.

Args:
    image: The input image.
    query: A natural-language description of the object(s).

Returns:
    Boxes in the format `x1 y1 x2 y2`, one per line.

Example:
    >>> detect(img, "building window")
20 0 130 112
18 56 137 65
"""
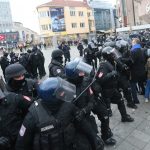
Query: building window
49 24 51 30
79 11 84 16
71 23 77 28
80 23 85 28
87 12 90 17
39 11 48 18
47 11 50 17
41 25 48 30
70 11 75 16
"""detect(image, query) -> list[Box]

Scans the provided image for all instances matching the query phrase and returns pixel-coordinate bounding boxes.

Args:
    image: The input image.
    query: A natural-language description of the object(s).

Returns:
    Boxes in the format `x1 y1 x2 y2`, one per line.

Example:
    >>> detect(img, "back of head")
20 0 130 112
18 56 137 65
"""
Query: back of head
51 49 63 59
3 51 8 57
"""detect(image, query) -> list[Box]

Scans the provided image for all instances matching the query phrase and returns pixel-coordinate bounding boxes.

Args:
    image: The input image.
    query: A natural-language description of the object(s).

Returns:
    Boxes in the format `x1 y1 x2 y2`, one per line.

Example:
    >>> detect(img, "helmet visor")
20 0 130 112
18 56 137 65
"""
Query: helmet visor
55 77 76 102
76 61 93 77
110 48 122 59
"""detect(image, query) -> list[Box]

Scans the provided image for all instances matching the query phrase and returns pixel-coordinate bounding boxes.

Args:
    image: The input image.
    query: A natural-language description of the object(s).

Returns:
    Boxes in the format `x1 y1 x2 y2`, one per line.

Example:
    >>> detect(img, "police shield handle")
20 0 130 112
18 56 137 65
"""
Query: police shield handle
0 76 7 93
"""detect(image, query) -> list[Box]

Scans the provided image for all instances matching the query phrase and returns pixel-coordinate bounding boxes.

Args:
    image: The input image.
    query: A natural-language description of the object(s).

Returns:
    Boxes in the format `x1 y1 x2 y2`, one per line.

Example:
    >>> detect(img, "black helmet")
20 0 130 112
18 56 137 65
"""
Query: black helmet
104 41 116 48
3 51 8 57
5 64 26 80
51 49 63 59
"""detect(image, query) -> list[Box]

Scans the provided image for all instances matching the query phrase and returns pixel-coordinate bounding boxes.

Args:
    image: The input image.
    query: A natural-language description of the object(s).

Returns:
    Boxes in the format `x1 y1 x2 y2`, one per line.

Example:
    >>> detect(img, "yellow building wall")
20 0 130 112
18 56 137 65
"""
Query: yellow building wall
37 6 95 37
64 6 90 34
38 7 55 37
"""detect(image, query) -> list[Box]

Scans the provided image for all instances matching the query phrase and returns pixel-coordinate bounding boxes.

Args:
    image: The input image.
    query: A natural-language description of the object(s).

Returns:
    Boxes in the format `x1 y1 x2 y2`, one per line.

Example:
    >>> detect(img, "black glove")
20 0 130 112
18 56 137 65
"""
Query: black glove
75 109 86 122
122 64 129 70
0 137 10 150
110 71 118 79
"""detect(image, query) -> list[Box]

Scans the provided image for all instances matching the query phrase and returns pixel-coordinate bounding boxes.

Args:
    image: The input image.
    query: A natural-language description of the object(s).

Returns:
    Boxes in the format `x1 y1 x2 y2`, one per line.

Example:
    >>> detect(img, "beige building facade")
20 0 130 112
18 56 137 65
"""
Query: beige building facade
37 0 95 45
116 0 150 27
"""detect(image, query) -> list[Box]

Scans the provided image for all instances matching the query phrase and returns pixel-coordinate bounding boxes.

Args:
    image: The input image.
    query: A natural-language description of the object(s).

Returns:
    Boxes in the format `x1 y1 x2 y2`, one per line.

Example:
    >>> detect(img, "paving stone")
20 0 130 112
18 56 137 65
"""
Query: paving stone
143 143 150 150
131 130 150 143
126 133 148 149
117 140 140 150
136 120 150 136
112 123 134 139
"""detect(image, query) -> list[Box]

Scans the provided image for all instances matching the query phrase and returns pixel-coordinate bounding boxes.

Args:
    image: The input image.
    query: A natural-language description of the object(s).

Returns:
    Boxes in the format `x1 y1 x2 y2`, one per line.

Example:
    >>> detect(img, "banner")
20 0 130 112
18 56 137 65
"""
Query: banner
50 8 66 32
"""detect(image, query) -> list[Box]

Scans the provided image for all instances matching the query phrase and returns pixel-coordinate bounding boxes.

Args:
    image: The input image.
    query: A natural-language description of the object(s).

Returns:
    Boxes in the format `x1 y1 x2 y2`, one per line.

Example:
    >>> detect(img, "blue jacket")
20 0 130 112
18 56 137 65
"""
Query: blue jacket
131 44 141 52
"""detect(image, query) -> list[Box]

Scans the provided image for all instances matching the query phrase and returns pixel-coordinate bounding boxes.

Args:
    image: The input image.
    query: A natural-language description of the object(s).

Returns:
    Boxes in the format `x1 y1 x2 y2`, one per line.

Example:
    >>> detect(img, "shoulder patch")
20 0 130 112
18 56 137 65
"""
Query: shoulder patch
89 87 93 95
98 72 103 78
23 95 31 101
19 125 26 136
56 69 61 73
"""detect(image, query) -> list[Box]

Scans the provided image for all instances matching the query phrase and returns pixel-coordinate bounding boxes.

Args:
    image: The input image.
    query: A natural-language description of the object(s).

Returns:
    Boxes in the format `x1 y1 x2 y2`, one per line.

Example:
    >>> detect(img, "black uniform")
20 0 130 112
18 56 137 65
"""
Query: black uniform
0 91 32 150
96 60 134 122
70 77 115 145
59 43 70 64
49 59 65 78
29 48 44 79
0 54 9 78
77 43 84 56
7 78 38 98
16 99 103 150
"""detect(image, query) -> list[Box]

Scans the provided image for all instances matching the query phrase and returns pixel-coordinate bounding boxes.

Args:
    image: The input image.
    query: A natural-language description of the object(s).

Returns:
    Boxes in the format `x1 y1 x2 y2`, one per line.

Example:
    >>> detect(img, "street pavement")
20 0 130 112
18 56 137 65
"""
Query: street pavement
1 46 150 150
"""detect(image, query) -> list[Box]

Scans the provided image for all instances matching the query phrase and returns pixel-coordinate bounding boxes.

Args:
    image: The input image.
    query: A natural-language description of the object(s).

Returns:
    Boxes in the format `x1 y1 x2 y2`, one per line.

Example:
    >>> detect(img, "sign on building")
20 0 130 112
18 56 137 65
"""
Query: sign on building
50 8 66 32
0 32 19 43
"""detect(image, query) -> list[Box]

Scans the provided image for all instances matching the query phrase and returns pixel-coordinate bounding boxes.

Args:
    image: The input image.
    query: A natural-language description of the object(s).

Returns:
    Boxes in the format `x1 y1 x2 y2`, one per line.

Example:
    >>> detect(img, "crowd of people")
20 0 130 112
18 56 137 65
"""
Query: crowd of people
0 30 150 150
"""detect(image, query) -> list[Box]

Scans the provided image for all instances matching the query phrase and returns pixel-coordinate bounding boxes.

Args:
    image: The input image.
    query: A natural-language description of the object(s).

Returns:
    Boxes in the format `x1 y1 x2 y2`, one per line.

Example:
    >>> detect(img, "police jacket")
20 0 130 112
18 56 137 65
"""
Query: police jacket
77 44 84 51
7 79 38 98
96 60 118 90
48 60 65 78
15 100 96 150
0 92 32 149
0 56 9 71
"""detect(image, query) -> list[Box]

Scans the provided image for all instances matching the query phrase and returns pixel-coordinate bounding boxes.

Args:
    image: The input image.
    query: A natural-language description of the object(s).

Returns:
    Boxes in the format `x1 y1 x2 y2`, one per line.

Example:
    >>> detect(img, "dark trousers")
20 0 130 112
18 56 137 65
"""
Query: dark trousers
93 99 111 140
118 75 134 105
102 89 127 118
130 81 139 103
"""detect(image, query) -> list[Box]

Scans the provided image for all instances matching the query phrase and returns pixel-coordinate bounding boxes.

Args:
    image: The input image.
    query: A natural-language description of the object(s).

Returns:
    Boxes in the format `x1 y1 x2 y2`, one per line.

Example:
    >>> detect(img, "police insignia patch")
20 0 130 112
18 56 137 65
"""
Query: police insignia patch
98 72 103 78
57 69 61 73
19 125 26 136
23 96 31 101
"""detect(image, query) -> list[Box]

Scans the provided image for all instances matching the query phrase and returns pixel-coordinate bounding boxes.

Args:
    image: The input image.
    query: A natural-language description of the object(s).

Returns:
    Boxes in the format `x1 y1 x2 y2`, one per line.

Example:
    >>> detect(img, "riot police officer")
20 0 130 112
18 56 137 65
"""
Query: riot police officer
5 64 38 98
0 51 10 78
115 41 137 109
77 42 84 56
96 47 134 122
65 58 116 145
16 77 104 150
0 79 32 150
48 49 65 78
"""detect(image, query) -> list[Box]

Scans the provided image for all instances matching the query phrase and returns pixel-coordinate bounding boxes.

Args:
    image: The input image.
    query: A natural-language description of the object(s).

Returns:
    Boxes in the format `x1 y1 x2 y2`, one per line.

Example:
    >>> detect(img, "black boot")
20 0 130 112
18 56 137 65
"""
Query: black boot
103 138 117 145
122 114 134 122
127 103 138 109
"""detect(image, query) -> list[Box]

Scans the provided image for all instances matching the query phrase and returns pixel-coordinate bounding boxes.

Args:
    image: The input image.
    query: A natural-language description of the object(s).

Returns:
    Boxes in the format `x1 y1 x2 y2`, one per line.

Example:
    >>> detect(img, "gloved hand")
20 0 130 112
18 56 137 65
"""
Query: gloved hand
123 64 129 70
75 109 86 122
110 71 118 79
0 137 10 150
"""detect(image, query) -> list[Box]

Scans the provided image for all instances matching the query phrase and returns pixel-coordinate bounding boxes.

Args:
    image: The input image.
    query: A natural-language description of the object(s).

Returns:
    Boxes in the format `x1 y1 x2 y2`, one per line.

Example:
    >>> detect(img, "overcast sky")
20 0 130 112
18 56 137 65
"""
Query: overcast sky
10 0 116 33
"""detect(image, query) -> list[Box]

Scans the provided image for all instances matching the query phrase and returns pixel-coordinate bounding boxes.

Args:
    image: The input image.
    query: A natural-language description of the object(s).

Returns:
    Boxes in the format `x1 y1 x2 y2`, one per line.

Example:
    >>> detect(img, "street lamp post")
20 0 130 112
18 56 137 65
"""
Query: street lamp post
132 0 136 26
